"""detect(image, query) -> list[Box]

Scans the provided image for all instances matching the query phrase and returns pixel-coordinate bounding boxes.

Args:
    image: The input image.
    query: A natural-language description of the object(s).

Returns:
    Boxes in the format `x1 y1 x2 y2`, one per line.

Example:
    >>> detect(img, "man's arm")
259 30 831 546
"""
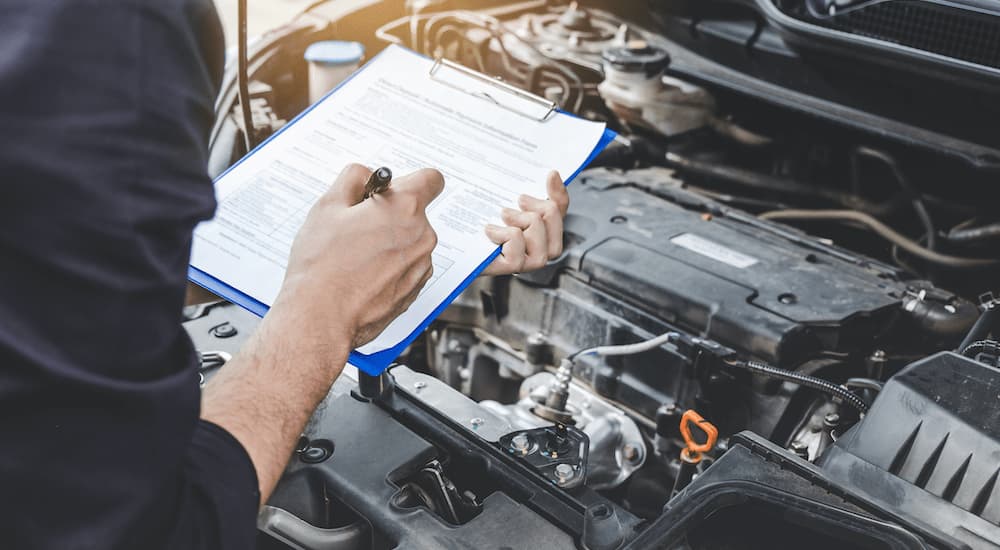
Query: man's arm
0 2 261 548
202 165 442 503
0 2 567 548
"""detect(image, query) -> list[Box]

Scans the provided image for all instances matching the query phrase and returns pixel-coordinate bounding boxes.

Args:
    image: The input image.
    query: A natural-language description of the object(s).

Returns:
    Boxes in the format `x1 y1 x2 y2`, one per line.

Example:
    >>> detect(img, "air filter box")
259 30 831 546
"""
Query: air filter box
820 352 1000 549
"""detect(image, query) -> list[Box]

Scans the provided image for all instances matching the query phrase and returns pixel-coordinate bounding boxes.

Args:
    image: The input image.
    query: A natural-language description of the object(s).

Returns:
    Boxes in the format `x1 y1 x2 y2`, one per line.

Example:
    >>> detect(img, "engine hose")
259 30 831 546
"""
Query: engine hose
957 304 999 353
759 209 1000 269
946 222 1000 244
727 359 870 414
845 377 884 393
961 339 1000 359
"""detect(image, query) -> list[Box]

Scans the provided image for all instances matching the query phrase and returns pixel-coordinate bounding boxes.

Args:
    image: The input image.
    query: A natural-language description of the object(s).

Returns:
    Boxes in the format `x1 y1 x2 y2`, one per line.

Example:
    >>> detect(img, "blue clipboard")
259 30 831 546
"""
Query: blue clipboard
189 46 616 375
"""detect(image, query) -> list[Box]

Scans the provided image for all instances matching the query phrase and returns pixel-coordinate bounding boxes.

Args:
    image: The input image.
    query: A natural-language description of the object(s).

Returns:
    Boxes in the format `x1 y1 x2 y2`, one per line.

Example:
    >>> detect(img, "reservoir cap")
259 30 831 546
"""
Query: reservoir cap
602 40 670 76
304 41 365 66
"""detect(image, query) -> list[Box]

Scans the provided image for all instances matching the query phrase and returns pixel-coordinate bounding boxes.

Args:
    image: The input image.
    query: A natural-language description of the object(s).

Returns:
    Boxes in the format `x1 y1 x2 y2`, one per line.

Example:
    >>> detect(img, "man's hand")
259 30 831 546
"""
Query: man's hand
274 164 443 351
201 164 443 506
483 171 568 275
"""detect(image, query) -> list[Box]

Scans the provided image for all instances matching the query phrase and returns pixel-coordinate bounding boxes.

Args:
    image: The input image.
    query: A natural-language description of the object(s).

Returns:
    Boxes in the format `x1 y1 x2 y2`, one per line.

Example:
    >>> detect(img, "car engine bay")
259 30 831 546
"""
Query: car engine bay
190 1 1000 548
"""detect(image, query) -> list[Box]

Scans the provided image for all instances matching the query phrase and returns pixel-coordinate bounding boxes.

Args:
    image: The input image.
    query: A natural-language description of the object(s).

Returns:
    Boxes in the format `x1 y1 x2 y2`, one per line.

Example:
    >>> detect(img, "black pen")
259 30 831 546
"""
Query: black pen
363 166 393 199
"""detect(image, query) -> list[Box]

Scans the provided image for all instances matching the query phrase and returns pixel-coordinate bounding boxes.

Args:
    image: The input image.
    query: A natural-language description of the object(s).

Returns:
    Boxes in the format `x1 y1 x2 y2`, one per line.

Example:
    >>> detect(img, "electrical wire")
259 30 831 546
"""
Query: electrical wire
295 0 334 18
237 0 254 152
374 16 409 45
569 331 679 362
565 330 870 413
727 359 870 414
850 147 936 250
758 209 1000 269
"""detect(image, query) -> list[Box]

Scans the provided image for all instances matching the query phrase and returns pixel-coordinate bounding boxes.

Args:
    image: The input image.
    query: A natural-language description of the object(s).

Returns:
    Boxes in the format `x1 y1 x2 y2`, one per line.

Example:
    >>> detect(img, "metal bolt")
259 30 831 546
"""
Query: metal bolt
209 322 238 339
299 440 334 464
869 349 888 379
790 440 809 459
527 332 546 346
301 446 329 463
413 381 427 392
470 417 485 429
623 444 641 463
778 293 798 305
554 463 574 485
824 412 841 428
511 433 531 454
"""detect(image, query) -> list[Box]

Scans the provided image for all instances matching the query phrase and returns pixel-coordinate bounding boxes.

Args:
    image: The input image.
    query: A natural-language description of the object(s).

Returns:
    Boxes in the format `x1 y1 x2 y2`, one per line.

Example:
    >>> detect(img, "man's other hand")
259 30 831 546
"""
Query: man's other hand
273 164 443 352
483 171 568 275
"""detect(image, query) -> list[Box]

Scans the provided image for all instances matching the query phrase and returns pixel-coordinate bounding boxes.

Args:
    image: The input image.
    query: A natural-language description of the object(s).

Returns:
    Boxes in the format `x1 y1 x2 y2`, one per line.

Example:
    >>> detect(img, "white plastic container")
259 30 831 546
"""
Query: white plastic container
597 41 714 136
304 41 365 104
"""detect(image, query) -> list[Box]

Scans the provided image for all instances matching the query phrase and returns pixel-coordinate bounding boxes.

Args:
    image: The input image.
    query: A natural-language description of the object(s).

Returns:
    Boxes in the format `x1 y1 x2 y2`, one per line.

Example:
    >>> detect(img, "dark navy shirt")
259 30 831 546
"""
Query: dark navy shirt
0 1 259 548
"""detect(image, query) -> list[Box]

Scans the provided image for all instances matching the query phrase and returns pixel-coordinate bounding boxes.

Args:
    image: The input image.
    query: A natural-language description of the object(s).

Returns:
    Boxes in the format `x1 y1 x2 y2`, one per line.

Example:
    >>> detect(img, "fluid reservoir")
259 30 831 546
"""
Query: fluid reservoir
304 41 365 105
597 41 715 136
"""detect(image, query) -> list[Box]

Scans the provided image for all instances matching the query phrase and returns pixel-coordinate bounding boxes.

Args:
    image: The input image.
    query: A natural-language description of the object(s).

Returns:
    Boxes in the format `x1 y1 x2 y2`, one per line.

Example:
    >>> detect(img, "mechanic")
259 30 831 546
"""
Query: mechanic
0 1 569 548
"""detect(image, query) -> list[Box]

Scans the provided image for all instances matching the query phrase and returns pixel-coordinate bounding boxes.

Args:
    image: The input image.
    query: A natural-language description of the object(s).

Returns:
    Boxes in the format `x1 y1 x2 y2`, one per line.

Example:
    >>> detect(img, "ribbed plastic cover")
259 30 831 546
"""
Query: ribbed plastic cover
820 352 1000 549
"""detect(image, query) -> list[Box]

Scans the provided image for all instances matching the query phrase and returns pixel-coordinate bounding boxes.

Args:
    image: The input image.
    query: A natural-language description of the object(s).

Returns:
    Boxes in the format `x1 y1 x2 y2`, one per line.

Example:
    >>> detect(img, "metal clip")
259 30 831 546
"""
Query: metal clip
198 350 232 386
428 57 558 122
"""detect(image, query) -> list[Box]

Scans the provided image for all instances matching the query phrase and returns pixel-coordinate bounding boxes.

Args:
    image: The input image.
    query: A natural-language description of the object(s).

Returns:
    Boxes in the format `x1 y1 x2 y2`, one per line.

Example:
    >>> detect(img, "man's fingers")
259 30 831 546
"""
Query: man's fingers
391 168 445 210
500 209 548 270
500 208 541 230
516 195 564 259
328 163 373 206
546 171 569 216
484 224 527 275
485 224 523 248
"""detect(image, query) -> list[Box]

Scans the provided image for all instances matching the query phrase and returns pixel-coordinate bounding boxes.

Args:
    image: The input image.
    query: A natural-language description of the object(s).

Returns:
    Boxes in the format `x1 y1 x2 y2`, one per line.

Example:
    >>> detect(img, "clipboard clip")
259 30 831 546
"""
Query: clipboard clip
429 57 558 122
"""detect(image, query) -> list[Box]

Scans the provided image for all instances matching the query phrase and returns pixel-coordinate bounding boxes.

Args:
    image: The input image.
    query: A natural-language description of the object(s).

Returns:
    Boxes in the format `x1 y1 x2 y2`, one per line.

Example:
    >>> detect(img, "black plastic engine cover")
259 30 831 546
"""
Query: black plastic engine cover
820 352 1000 549
561 168 902 366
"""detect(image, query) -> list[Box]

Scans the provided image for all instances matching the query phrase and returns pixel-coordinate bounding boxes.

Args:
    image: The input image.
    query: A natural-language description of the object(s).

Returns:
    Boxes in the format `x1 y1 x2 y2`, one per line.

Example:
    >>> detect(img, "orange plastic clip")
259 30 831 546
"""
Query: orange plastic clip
679 409 718 463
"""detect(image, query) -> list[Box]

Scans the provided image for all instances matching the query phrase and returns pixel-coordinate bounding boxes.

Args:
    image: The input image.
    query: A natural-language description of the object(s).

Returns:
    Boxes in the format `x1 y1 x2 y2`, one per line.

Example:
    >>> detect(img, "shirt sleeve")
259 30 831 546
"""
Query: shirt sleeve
0 1 260 548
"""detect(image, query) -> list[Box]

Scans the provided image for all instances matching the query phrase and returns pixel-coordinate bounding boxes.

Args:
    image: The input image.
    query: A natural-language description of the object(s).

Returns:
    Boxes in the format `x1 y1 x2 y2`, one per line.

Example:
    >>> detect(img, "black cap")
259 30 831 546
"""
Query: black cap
602 41 670 76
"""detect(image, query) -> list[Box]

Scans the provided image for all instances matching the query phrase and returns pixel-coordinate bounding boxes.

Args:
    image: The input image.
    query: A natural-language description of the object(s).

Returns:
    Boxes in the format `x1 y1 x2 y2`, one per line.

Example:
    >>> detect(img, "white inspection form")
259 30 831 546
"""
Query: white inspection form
190 45 608 368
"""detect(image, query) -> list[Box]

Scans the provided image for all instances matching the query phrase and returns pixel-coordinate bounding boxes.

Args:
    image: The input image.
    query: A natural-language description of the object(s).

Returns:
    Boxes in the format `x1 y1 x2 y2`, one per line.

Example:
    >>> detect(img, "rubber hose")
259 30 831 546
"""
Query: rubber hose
947 223 1000 243
845 377 884 393
759 209 999 268
957 305 999 353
